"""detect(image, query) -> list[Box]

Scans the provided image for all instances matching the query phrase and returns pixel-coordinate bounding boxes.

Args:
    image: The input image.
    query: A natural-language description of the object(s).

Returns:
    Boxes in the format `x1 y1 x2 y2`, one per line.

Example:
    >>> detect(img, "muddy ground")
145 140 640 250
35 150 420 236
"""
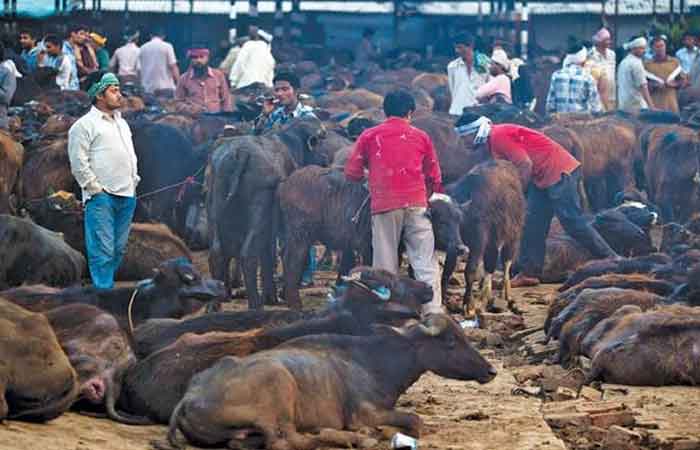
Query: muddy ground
1 256 699 450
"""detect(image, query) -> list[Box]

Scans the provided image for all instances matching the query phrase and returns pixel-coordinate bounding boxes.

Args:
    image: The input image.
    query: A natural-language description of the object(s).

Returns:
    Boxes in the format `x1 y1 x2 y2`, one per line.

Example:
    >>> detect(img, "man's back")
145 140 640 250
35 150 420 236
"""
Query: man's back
139 38 176 93
546 65 601 114
345 117 441 214
229 40 275 89
488 124 580 188
617 54 647 113
113 43 140 77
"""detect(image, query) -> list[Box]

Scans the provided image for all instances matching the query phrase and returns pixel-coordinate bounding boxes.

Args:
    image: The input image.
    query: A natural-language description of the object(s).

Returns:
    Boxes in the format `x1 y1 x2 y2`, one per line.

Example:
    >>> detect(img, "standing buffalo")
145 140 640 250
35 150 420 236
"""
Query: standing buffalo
207 116 329 309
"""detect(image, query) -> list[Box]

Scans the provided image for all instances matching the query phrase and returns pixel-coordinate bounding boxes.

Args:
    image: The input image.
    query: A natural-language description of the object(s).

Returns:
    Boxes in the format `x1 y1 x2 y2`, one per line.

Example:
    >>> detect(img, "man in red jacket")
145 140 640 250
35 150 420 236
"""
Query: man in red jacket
345 90 444 314
455 112 619 287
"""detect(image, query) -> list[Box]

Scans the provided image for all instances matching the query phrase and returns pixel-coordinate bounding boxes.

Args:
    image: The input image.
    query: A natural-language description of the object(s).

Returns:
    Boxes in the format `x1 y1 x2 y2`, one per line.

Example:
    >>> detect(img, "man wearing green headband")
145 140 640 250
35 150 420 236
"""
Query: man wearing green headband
68 73 140 289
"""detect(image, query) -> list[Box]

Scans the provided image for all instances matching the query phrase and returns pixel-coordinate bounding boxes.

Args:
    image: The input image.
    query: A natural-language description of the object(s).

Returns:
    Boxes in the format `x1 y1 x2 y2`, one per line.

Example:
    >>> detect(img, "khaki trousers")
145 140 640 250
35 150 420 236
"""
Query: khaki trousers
371 207 443 315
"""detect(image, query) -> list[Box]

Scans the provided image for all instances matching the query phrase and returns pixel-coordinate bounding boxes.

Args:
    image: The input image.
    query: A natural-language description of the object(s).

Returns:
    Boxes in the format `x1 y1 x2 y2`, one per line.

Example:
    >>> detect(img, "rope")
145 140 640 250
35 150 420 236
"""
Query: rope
135 164 206 200
351 195 370 224
127 288 139 336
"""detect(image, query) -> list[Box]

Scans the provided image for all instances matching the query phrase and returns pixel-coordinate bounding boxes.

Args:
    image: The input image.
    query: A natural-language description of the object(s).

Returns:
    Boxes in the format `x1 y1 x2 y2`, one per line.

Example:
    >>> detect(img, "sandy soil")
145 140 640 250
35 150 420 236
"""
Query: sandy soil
1 265 699 450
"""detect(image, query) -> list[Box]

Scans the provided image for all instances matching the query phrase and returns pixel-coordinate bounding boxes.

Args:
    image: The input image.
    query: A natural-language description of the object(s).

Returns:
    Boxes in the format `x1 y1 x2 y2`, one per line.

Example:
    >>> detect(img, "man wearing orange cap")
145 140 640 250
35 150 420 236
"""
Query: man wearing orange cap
175 47 232 113
89 32 110 71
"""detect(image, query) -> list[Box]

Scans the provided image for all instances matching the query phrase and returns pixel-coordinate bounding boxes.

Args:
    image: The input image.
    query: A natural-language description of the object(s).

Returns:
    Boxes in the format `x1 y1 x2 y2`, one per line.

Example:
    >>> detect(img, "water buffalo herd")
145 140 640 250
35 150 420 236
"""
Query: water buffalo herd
1 51 700 447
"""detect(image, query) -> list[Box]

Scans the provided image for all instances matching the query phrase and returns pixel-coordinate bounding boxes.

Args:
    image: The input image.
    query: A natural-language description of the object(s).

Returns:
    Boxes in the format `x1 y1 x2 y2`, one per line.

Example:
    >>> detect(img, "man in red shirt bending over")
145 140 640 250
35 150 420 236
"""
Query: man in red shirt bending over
455 112 619 287
345 90 444 314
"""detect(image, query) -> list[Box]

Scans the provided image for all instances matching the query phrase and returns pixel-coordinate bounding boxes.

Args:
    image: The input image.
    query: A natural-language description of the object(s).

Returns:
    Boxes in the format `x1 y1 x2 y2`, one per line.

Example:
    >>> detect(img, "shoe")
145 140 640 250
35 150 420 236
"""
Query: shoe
510 274 540 288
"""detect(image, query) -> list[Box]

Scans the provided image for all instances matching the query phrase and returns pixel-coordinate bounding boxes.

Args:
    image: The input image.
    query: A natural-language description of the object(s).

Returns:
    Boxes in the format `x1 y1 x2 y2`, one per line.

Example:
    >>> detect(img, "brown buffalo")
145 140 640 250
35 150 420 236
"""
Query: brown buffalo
39 114 76 136
0 298 78 421
20 137 77 203
0 214 85 289
27 191 192 281
585 305 700 386
644 126 700 222
0 131 23 214
446 160 525 315
44 304 148 424
165 314 496 450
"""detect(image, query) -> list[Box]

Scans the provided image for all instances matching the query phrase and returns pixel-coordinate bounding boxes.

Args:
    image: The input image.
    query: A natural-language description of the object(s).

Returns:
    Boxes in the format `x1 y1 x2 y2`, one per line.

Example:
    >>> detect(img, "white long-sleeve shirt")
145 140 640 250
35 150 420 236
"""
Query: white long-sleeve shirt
68 106 140 202
447 57 487 115
229 40 275 89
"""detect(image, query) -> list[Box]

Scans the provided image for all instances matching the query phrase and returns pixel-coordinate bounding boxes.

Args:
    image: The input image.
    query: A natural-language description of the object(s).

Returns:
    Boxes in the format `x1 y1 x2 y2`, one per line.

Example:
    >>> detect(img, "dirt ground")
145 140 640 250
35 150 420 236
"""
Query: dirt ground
1 261 699 450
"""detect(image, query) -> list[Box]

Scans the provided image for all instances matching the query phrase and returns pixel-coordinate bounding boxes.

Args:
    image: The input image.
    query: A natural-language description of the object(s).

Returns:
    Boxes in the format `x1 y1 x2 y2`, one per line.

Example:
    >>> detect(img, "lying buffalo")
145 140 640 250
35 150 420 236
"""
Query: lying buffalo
550 288 665 366
133 267 431 358
559 253 673 292
446 160 525 315
28 191 192 281
19 137 78 203
585 305 700 386
207 116 329 309
165 314 496 449
44 304 147 424
120 268 429 424
0 298 78 421
0 214 85 289
0 258 224 331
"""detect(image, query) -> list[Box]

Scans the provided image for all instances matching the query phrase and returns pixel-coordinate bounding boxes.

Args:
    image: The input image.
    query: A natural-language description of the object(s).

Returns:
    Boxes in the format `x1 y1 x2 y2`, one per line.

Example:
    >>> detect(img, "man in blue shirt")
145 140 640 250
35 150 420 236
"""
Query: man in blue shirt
675 32 698 75
256 71 319 287
19 29 40 73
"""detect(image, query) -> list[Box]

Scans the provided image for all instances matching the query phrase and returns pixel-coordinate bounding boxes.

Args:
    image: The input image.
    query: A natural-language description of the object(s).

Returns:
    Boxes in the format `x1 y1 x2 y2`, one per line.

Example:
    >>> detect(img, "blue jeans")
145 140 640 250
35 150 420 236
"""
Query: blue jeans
517 168 618 277
301 246 317 285
84 192 136 289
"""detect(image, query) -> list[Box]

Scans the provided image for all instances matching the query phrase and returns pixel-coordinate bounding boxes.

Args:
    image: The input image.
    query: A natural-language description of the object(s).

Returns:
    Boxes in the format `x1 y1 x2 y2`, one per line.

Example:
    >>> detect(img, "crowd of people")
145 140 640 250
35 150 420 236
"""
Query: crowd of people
3 20 699 304
446 26 700 117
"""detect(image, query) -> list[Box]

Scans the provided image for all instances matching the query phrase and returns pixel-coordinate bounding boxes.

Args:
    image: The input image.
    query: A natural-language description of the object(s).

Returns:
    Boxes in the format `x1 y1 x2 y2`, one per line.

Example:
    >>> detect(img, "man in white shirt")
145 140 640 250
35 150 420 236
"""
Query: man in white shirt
109 31 141 79
229 25 275 89
588 27 616 111
138 28 179 95
68 73 140 289
618 36 656 114
675 32 698 75
41 34 76 91
447 33 487 116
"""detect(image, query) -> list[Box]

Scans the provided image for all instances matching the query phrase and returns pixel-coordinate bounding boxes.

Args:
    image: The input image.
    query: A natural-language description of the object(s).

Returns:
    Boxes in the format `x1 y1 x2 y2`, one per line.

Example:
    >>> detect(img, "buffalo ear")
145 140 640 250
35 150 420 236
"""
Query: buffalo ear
307 135 319 150
418 314 450 337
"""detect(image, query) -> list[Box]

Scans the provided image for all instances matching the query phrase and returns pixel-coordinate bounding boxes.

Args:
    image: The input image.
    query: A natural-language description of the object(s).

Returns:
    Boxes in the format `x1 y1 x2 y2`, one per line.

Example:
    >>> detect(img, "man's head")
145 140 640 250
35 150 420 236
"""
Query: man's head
362 28 375 39
625 36 647 57
68 25 88 45
383 89 416 119
152 27 166 39
44 34 62 56
454 111 491 147
453 33 475 61
273 72 300 108
89 72 122 110
682 32 696 49
89 32 107 49
19 29 36 50
652 35 667 59
489 48 510 75
592 27 612 49
188 48 210 74
564 44 588 67
248 25 259 40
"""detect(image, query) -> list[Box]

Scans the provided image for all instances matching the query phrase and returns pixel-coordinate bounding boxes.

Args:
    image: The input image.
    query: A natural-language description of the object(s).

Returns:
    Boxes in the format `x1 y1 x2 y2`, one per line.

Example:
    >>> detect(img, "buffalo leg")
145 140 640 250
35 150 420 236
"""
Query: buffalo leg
482 240 499 312
442 250 457 304
371 409 423 438
283 239 310 310
0 383 7 420
241 193 274 309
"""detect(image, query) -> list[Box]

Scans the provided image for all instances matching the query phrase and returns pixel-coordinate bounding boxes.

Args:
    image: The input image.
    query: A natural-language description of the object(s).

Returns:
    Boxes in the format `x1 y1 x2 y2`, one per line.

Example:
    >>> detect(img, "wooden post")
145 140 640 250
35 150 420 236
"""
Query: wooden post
290 0 302 41
614 0 619 49
652 0 657 20
680 0 685 21
55 0 60 13
670 0 675 23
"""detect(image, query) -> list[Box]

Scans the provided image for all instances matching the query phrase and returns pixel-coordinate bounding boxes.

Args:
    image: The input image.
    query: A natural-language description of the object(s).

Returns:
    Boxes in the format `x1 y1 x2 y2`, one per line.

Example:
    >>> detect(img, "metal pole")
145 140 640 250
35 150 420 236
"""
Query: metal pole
393 0 400 50
56 0 60 13
520 1 528 61
290 0 303 41
229 0 237 43
274 0 283 39
670 0 675 23
614 0 619 49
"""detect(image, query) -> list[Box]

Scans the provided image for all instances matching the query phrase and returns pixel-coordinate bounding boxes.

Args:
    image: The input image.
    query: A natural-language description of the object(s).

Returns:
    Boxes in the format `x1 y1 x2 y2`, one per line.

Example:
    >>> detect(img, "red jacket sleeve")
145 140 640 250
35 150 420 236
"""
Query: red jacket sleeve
344 133 368 182
422 134 444 194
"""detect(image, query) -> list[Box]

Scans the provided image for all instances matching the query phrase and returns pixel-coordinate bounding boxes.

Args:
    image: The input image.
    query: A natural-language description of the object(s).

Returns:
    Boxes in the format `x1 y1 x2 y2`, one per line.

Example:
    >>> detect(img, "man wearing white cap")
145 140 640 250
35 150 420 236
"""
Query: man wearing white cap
475 48 512 104
618 36 655 113
546 45 602 114
588 27 616 111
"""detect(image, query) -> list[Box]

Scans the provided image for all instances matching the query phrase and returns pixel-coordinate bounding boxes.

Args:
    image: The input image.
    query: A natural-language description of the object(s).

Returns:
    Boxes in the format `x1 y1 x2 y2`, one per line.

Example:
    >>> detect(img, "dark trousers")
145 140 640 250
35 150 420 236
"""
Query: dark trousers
517 168 618 277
